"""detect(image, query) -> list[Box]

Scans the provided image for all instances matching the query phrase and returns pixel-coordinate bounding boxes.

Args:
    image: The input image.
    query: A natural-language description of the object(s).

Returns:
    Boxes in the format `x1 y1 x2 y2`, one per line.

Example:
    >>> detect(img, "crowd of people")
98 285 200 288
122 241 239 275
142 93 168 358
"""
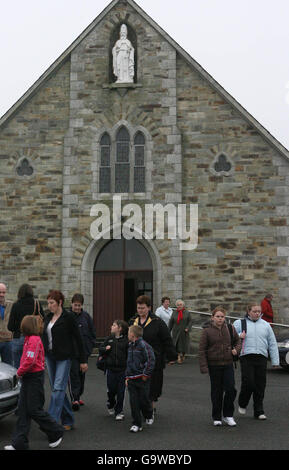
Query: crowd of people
0 281 280 448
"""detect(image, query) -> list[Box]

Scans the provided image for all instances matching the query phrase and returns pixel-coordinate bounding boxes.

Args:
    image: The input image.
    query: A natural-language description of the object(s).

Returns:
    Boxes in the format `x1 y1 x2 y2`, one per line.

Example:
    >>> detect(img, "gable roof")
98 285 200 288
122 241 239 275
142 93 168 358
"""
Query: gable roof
1 0 288 160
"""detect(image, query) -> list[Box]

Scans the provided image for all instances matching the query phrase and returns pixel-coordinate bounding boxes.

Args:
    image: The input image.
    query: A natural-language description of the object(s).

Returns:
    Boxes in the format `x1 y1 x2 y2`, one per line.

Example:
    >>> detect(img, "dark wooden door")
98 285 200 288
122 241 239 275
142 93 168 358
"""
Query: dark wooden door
93 272 124 337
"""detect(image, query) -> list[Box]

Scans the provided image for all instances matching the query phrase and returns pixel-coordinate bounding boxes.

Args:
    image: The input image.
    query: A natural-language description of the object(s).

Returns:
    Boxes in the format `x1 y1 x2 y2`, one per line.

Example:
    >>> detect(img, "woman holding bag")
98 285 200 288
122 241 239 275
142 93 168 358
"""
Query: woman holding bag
8 284 44 368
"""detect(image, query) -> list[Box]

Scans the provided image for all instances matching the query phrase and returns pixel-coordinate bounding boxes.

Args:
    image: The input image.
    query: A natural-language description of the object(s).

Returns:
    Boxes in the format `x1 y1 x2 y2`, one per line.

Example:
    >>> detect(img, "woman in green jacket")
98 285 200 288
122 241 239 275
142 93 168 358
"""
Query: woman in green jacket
168 299 193 364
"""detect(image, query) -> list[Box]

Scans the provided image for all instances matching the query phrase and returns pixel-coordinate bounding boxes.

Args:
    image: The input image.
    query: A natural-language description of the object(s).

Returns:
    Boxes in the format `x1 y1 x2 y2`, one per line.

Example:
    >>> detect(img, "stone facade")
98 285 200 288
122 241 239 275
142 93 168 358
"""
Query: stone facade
0 0 289 325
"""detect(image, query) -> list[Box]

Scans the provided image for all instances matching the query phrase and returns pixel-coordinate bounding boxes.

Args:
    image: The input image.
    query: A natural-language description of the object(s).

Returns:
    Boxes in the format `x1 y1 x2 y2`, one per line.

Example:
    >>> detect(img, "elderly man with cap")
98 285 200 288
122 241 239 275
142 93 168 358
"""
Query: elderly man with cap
0 283 13 365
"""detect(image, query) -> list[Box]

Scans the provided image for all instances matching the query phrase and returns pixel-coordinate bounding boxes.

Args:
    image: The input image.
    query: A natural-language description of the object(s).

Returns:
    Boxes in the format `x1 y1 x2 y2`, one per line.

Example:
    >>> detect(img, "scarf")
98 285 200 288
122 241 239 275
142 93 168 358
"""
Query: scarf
177 308 185 324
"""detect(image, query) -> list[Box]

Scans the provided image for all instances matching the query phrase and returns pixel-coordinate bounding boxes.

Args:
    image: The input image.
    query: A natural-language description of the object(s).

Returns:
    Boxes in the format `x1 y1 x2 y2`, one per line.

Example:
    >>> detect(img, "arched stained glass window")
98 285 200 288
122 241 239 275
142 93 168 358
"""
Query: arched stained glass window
134 131 145 192
115 127 130 192
99 133 111 193
98 126 147 193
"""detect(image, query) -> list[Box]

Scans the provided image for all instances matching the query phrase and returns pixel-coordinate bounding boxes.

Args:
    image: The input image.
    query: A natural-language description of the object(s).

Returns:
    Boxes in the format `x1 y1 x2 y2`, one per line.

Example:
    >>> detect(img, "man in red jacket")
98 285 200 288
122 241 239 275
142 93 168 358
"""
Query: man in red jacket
261 294 274 323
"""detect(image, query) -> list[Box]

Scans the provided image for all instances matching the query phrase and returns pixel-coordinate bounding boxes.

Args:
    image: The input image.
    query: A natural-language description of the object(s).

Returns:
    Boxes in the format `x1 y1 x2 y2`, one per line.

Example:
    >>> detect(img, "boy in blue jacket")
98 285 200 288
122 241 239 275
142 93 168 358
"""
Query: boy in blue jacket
126 325 155 433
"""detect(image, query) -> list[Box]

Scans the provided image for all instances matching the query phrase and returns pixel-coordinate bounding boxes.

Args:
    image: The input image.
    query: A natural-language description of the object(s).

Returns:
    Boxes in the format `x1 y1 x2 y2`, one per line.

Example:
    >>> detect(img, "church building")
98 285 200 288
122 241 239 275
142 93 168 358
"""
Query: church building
1 0 289 335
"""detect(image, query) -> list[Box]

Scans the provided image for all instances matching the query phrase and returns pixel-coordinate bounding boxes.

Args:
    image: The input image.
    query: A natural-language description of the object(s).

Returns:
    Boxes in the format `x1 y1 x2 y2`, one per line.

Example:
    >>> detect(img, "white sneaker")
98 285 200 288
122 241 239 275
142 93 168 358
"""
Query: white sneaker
49 437 63 448
108 408 115 416
129 425 143 433
4 445 15 450
115 413 124 421
238 406 246 415
213 420 222 426
146 417 154 425
223 417 237 426
257 414 267 420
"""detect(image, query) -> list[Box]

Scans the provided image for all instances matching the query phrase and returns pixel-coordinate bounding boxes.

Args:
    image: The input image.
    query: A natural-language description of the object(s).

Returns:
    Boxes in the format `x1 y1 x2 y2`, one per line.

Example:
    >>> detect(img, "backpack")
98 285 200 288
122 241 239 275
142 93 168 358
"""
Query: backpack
241 318 247 333
228 318 247 367
228 323 239 367
96 353 107 373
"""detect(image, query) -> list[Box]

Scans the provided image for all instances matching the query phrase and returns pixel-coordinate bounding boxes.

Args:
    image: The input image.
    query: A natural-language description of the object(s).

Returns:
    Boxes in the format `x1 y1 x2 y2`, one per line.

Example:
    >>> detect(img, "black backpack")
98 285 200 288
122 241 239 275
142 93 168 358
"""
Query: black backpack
228 318 247 367
96 353 107 373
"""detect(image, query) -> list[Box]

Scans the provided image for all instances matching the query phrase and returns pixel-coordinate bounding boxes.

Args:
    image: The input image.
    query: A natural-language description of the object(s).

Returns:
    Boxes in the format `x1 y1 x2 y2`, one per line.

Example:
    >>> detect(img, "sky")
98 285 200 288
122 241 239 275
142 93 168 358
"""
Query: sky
0 0 288 150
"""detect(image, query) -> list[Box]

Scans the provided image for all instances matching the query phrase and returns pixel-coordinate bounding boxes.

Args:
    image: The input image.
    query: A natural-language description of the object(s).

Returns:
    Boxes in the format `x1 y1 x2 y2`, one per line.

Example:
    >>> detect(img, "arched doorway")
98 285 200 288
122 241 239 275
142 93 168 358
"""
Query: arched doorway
93 239 153 337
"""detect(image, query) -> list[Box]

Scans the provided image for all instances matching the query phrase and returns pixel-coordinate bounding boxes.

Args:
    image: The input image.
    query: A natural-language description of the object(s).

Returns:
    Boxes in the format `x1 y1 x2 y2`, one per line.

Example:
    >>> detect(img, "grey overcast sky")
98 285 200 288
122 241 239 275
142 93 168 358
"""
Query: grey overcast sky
0 0 288 150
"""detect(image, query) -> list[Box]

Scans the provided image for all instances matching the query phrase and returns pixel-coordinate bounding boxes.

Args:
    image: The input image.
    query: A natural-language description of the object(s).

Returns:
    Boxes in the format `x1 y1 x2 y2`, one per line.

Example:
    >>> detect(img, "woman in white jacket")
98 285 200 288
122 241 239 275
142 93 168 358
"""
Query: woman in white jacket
233 302 279 420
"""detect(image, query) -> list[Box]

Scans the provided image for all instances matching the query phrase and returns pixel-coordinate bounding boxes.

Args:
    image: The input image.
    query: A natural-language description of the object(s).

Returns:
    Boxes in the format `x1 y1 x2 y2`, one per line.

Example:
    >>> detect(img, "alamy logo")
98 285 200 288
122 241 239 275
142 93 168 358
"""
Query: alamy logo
90 196 198 251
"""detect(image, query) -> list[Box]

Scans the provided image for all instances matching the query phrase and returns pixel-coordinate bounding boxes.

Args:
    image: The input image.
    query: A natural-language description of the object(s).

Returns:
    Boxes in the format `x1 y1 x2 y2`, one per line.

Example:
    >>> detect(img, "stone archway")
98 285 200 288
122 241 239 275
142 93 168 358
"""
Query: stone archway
80 226 162 328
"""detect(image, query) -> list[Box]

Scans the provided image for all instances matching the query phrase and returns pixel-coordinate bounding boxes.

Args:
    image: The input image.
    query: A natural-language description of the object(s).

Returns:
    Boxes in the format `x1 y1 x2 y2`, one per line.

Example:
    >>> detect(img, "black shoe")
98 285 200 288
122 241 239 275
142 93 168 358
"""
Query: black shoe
72 401 80 411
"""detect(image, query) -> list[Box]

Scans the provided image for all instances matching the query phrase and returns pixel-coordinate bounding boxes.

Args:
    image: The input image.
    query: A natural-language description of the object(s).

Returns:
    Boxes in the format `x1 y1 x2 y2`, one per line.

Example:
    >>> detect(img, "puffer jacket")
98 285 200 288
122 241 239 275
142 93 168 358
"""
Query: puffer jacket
233 316 279 365
199 321 241 374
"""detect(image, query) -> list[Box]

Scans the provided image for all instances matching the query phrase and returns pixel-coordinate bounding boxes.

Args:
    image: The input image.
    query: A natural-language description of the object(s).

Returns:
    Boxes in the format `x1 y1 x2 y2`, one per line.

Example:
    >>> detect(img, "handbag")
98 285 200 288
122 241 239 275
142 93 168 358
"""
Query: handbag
33 299 44 334
96 353 107 373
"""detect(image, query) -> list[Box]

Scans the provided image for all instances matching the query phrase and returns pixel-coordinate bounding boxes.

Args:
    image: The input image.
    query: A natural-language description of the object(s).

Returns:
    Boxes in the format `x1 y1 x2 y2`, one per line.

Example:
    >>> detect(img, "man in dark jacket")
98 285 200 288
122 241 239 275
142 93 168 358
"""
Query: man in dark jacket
68 294 96 410
129 295 177 413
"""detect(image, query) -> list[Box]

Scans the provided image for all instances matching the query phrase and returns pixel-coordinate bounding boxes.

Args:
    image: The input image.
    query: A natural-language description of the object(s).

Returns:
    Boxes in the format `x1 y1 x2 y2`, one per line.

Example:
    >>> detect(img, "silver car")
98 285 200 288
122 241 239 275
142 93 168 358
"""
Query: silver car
0 362 20 419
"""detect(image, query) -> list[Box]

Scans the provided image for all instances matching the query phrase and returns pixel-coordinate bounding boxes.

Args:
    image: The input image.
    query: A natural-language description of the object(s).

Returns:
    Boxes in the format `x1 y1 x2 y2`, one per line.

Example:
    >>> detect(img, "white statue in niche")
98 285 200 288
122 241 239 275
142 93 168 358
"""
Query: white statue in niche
112 24 134 83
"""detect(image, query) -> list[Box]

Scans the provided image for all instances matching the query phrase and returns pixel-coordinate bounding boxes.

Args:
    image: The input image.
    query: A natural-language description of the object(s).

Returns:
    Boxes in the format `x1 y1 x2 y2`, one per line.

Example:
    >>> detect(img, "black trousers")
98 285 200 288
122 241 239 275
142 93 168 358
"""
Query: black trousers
238 354 267 417
12 371 63 450
208 364 237 421
149 368 163 402
128 378 153 427
106 370 126 415
68 358 86 402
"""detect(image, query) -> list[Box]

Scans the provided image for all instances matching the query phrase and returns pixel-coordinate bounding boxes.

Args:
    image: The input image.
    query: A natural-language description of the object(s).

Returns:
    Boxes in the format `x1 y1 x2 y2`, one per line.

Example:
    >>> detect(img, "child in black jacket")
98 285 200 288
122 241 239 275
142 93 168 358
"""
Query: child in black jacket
99 320 128 420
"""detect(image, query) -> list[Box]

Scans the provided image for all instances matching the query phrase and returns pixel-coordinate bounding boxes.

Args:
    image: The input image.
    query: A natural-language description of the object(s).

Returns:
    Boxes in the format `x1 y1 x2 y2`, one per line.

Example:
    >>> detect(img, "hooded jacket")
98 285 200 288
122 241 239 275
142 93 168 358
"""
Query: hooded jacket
199 321 241 374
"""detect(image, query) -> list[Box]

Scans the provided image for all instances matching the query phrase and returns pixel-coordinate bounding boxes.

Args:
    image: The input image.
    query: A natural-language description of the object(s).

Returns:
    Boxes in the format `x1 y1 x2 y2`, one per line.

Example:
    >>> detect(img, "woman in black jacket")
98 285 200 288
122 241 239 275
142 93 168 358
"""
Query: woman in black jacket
42 290 88 431
8 284 44 368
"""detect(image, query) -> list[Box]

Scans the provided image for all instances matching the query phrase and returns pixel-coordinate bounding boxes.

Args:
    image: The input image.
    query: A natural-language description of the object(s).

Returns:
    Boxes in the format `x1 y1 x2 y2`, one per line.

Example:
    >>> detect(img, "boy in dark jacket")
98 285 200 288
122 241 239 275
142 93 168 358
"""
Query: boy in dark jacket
99 320 129 420
126 325 155 433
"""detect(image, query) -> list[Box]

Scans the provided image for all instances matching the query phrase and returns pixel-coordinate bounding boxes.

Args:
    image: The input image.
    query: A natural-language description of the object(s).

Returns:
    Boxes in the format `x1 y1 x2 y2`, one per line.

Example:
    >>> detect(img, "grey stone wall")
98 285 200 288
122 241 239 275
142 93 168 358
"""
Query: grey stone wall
0 1 288 325
177 57 289 322
60 2 183 313
0 61 71 300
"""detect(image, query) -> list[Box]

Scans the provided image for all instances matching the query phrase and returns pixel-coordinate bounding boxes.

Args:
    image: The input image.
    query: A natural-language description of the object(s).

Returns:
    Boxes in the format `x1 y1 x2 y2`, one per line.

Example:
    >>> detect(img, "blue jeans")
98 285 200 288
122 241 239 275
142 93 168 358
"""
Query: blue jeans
0 341 13 366
45 352 74 426
11 337 25 369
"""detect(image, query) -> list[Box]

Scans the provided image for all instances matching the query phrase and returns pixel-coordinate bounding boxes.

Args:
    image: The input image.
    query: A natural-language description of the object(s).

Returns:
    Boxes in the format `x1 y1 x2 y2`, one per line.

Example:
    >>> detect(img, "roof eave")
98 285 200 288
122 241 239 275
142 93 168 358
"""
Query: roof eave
0 0 288 161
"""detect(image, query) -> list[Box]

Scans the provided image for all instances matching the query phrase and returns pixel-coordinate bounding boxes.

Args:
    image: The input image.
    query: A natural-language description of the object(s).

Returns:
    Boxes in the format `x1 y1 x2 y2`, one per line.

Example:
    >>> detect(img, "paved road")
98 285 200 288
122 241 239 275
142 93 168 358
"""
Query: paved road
0 356 288 452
